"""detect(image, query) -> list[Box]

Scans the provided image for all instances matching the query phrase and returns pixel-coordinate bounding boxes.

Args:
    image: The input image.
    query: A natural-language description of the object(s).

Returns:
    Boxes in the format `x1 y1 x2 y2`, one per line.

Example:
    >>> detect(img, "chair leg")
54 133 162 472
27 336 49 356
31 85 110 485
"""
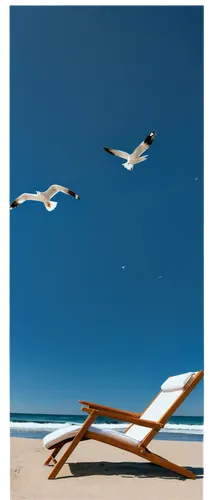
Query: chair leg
143 449 196 479
48 410 98 480
44 444 64 466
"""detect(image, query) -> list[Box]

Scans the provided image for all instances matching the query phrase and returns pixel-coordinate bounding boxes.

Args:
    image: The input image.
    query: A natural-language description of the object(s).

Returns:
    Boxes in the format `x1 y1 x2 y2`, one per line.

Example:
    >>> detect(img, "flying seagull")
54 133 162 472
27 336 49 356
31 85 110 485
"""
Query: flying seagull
157 276 163 279
10 184 80 212
103 131 157 171
121 266 126 270
194 177 198 181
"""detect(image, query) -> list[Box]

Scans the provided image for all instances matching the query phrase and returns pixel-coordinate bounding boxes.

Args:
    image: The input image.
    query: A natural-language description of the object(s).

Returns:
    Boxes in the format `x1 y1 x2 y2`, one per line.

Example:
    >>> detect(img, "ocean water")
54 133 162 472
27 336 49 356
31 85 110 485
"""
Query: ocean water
10 413 203 442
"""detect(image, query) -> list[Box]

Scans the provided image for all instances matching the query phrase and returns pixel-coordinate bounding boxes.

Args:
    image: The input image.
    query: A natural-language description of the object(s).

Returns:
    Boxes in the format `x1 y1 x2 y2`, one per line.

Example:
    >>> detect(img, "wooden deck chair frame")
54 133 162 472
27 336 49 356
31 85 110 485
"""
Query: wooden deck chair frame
44 370 203 480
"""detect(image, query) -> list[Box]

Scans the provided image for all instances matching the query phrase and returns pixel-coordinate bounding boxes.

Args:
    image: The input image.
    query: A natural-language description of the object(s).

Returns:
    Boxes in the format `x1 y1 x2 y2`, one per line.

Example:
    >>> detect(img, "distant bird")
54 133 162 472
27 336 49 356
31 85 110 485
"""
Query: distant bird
10 184 80 212
121 266 126 270
103 131 157 171
194 177 198 181
157 276 163 279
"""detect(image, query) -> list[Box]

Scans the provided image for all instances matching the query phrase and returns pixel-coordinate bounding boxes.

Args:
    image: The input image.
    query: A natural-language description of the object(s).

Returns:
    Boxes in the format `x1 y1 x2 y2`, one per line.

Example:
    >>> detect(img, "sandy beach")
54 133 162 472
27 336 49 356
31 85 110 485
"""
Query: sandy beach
11 437 203 500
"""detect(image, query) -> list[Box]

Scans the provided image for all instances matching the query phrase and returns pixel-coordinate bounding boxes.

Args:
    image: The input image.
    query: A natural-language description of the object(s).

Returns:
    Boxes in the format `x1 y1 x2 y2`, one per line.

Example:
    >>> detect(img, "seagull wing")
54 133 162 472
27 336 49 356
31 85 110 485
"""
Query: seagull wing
133 132 156 157
44 185 80 200
103 147 129 160
133 141 150 157
43 185 60 199
10 193 44 210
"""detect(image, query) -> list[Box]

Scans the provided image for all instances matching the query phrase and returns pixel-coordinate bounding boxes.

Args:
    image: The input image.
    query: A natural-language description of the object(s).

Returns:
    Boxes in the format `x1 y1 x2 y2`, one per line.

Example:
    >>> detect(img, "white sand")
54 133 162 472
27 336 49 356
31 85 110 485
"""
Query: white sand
11 437 203 500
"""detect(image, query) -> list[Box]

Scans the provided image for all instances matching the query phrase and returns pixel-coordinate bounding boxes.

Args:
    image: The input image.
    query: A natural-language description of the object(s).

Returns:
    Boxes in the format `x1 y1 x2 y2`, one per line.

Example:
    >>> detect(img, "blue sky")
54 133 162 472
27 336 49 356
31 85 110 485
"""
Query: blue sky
10 6 203 416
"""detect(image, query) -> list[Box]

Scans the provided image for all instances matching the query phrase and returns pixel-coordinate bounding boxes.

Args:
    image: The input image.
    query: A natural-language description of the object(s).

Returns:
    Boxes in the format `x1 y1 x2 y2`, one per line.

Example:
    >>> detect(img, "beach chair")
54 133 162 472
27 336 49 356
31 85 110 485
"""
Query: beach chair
43 370 203 480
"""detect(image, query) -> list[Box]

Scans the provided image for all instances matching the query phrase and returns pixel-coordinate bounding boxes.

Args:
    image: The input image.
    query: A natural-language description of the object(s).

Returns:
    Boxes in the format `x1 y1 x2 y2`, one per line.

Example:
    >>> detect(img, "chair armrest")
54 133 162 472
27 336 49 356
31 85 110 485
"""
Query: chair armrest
79 400 141 418
81 406 163 430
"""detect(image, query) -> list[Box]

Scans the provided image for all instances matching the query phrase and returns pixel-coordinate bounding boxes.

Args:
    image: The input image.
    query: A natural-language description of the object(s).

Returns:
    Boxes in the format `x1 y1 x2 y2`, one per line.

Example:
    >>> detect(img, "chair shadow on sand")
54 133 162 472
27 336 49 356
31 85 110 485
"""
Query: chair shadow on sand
54 461 203 481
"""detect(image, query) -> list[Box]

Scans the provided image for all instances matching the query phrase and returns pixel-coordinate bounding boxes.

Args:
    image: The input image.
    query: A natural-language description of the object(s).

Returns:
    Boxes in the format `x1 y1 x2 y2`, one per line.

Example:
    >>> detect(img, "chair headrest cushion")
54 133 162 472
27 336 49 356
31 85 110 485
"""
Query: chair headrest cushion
161 372 194 392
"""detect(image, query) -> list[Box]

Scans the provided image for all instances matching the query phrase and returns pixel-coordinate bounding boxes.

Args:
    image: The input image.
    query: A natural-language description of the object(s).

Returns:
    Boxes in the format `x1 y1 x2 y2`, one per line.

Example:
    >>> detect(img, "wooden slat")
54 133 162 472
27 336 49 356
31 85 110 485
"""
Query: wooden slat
48 410 98 480
81 406 163 430
79 400 141 417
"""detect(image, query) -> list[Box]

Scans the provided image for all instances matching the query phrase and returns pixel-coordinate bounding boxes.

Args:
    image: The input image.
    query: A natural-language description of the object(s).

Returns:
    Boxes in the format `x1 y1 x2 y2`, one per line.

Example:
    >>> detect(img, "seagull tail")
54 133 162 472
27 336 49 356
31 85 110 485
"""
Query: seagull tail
45 201 58 212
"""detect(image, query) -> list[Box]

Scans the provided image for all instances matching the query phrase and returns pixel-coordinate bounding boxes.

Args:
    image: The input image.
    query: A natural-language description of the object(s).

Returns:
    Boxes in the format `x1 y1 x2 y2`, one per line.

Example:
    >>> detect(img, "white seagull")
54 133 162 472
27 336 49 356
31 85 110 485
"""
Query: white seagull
157 276 163 279
121 266 126 270
194 177 198 181
10 184 80 211
103 131 157 171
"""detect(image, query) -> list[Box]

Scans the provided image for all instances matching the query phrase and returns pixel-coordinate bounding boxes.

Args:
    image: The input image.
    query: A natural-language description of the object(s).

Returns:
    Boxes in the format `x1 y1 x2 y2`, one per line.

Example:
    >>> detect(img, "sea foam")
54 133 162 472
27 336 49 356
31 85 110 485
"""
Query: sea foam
10 420 203 435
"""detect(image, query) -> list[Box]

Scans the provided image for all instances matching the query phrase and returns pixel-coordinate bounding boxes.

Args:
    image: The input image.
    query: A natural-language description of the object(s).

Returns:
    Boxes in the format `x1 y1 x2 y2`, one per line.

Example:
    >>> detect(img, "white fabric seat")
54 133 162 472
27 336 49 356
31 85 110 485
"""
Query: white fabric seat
43 424 140 450
43 371 197 449
126 371 195 441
